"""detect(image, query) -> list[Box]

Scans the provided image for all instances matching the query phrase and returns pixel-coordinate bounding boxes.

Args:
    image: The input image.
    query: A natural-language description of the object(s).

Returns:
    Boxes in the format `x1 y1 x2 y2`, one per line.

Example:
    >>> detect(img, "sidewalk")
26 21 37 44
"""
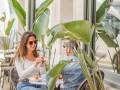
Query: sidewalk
0 78 119 90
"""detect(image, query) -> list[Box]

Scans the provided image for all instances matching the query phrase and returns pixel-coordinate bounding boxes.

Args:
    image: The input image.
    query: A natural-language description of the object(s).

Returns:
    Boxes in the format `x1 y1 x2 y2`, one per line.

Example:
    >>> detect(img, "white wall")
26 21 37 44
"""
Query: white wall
73 0 84 20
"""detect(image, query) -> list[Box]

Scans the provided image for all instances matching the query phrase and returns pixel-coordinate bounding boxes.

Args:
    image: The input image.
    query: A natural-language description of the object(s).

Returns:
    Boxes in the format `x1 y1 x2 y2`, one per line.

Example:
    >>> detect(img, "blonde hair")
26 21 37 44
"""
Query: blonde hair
63 39 78 50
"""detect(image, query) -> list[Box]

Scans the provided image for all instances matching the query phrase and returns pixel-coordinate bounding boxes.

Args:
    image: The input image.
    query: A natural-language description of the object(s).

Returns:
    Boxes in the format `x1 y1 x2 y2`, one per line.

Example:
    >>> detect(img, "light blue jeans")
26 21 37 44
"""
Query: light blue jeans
62 62 85 90
17 82 47 90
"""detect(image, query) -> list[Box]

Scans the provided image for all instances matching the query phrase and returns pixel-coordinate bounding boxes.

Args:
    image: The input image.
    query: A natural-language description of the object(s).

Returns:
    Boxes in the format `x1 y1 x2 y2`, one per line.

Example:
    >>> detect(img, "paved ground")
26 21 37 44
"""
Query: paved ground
0 80 10 90
0 79 119 90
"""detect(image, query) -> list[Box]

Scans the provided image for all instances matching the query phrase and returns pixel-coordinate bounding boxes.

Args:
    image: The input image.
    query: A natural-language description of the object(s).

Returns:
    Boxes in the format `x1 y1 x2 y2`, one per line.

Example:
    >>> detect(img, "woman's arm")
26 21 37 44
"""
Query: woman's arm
15 59 39 80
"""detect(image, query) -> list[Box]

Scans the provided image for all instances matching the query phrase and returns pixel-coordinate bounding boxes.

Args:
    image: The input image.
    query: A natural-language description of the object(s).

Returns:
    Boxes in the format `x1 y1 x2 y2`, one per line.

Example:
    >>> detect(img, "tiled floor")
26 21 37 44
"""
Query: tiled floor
0 80 10 90
105 84 119 90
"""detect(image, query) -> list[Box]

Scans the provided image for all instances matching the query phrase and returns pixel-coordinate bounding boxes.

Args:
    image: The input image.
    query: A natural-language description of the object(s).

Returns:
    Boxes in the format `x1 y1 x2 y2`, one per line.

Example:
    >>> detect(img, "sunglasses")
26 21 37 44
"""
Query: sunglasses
28 40 37 45
63 44 69 48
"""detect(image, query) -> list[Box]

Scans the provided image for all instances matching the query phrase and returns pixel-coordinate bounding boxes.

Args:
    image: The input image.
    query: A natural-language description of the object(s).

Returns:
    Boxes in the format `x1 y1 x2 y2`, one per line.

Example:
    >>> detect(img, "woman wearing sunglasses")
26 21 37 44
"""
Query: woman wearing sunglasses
15 31 47 90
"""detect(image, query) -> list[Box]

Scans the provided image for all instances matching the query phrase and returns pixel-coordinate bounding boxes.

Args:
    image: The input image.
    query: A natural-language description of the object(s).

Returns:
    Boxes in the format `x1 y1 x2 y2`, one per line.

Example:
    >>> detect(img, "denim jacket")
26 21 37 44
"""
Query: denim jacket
62 55 85 90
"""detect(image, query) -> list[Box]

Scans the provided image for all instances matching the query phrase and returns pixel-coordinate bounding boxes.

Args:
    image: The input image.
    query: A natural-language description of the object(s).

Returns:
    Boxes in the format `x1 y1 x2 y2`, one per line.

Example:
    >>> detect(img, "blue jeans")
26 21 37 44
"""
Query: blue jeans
64 87 78 90
17 82 47 90
62 62 85 90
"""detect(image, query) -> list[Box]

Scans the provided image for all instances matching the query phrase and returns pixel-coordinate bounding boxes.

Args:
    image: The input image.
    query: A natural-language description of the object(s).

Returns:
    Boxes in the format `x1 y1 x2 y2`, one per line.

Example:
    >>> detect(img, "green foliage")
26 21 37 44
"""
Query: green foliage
47 60 68 77
35 0 53 19
76 51 96 90
5 19 14 35
9 0 115 90
32 9 50 41
0 37 10 50
10 0 26 27
46 20 93 47
97 30 118 47
96 0 118 48
0 12 14 51
48 77 57 90
64 20 94 44
47 60 70 90
96 0 110 23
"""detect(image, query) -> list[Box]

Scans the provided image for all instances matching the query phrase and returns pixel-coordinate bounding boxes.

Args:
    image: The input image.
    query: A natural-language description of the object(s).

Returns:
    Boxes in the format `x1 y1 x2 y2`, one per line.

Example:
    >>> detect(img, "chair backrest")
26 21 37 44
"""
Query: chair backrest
10 67 19 88
77 70 104 90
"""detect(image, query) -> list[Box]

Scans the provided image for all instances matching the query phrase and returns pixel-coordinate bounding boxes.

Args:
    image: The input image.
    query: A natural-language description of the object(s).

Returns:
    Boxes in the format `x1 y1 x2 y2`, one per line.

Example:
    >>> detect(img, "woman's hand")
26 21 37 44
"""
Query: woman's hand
29 75 42 81
35 56 45 66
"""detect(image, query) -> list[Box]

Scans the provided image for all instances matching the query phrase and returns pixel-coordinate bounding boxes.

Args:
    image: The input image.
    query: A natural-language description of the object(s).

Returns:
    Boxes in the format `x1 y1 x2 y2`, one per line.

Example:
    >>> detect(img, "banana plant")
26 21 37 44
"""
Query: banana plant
46 21 96 90
10 0 26 27
0 11 15 49
10 0 52 39
96 0 118 47
46 0 118 49
0 12 15 61
46 20 94 47
10 0 118 51
96 0 110 23
2 18 15 50
10 0 53 57
46 0 117 90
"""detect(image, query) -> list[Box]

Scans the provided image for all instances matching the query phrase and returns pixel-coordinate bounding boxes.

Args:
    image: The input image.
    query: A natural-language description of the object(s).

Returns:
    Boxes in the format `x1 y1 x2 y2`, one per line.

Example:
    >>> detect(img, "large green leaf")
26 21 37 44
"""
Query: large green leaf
48 77 57 90
46 20 93 47
96 0 110 23
5 19 14 35
47 60 68 77
47 60 68 90
97 30 118 47
46 24 77 47
10 0 26 27
35 0 53 19
32 9 50 41
64 20 93 44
